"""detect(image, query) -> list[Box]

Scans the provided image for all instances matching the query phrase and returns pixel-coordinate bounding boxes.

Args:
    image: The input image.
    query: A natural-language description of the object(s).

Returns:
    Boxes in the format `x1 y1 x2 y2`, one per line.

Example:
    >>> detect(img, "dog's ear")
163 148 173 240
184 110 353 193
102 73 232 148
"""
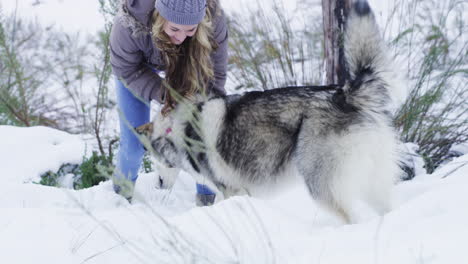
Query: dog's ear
135 122 154 138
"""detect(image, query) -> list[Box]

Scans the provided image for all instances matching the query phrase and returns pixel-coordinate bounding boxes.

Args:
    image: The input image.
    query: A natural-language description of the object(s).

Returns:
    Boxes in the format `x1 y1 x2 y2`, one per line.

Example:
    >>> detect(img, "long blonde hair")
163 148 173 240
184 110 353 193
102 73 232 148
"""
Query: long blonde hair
151 1 218 114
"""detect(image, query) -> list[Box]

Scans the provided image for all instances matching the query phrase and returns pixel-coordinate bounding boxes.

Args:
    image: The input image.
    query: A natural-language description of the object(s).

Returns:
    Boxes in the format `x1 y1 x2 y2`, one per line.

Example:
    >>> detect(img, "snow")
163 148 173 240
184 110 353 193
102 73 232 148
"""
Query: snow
1 0 468 263
0 126 85 183
1 125 468 263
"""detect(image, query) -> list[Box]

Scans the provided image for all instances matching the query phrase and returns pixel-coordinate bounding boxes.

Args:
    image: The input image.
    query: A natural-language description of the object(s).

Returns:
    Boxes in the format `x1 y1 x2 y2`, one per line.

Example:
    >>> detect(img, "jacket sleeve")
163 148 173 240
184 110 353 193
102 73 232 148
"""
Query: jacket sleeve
110 20 164 102
209 9 229 96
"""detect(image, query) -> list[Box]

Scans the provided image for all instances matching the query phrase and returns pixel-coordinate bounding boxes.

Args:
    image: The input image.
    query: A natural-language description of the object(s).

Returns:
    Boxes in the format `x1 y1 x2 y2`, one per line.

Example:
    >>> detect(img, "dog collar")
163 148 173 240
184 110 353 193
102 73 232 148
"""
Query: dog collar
165 127 172 135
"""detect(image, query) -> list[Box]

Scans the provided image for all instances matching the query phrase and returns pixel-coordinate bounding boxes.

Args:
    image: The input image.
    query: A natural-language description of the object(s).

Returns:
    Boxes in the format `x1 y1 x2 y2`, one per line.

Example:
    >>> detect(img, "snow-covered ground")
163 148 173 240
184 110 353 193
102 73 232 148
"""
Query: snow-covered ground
1 125 468 263
1 0 468 263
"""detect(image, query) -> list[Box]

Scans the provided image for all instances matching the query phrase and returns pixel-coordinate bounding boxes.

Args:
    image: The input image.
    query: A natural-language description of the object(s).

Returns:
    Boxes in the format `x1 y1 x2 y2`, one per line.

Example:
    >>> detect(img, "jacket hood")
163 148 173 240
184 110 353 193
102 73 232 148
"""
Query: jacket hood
117 0 155 37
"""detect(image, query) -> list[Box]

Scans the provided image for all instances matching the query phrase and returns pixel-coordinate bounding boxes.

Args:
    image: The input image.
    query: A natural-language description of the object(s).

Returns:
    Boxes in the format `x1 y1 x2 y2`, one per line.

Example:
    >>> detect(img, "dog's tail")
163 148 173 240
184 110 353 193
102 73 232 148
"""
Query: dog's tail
334 0 406 115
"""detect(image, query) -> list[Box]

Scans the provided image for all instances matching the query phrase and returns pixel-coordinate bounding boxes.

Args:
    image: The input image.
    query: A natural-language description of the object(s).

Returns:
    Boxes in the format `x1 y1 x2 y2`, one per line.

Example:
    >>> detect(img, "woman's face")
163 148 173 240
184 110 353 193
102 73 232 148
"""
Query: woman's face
163 21 198 45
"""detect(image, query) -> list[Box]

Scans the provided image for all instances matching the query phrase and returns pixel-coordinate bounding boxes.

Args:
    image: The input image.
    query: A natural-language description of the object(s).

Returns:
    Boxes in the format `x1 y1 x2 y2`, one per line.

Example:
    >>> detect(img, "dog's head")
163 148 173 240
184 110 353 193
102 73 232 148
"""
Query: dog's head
136 97 208 172
136 112 183 169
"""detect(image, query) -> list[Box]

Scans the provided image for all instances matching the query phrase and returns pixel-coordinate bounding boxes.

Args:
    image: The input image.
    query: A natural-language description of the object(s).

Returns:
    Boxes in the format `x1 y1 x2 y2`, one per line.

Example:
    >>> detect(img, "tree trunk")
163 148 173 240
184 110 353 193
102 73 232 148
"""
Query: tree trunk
322 0 351 85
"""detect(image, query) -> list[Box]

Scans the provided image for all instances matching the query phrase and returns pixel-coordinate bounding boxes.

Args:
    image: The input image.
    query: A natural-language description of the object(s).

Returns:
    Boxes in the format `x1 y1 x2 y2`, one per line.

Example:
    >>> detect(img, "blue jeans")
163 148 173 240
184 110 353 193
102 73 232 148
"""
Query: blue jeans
114 78 150 183
114 78 215 197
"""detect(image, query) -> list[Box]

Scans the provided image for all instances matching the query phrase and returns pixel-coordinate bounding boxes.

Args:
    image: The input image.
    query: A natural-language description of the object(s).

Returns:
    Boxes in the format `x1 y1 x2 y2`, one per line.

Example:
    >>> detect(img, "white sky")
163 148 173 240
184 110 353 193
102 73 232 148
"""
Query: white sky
1 0 105 35
0 0 394 35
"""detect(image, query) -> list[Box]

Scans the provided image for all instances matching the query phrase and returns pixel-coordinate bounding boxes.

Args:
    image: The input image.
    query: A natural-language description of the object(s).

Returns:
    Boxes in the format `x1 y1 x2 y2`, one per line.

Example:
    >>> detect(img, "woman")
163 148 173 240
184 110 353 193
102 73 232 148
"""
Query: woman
110 0 228 203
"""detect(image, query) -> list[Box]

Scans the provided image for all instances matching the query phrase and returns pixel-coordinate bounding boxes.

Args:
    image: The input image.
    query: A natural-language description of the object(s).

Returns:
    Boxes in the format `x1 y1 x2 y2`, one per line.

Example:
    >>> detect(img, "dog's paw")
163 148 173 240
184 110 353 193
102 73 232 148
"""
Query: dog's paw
155 166 179 189
225 187 250 198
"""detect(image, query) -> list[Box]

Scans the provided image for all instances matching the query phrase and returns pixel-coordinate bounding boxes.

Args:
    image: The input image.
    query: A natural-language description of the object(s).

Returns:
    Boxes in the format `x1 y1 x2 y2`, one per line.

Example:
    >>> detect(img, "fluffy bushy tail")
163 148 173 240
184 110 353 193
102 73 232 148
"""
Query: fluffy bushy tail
338 0 405 114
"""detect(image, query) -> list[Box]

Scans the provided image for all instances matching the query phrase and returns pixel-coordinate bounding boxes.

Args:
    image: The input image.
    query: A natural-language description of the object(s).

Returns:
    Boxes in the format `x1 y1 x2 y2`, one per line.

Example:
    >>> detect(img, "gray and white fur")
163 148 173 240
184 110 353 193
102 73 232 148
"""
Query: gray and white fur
146 1 405 223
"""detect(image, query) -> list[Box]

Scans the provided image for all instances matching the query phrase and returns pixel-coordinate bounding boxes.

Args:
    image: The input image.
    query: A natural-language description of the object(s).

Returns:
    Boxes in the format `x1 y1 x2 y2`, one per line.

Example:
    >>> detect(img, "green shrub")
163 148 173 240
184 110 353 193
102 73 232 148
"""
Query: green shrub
227 0 323 91
73 151 113 189
38 163 79 187
141 152 154 173
38 152 113 189
391 0 468 173
38 171 60 187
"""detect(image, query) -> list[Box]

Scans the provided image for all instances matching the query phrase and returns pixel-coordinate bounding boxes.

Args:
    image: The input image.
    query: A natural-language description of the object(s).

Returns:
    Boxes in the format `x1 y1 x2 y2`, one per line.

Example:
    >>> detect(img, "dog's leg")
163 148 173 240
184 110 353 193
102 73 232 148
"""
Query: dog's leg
325 135 396 222
356 129 398 216
365 155 397 215
366 183 392 215
216 182 250 200
156 164 180 189
315 199 351 223
294 140 360 224
313 185 353 224
296 157 352 223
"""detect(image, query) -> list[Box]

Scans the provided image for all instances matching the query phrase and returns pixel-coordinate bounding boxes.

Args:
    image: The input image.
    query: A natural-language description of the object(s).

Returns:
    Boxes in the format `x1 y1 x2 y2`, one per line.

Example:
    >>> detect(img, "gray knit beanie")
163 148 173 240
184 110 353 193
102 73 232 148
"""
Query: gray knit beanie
155 0 207 25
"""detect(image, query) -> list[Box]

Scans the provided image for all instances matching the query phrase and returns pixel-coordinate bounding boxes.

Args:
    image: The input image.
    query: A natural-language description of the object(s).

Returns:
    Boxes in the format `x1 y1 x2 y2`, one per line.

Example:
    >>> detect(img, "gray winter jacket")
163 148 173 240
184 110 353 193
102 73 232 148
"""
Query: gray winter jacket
110 0 228 103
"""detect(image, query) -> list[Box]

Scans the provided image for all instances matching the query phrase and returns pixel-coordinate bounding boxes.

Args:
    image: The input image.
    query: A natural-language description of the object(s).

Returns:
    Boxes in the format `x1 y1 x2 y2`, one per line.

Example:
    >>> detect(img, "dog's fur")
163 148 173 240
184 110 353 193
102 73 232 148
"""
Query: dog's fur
139 1 405 223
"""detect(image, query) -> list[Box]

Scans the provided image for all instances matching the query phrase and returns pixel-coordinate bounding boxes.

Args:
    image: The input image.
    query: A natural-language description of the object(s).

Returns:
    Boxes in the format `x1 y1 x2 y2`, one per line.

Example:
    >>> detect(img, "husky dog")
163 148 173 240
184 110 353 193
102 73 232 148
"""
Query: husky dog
138 0 405 223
